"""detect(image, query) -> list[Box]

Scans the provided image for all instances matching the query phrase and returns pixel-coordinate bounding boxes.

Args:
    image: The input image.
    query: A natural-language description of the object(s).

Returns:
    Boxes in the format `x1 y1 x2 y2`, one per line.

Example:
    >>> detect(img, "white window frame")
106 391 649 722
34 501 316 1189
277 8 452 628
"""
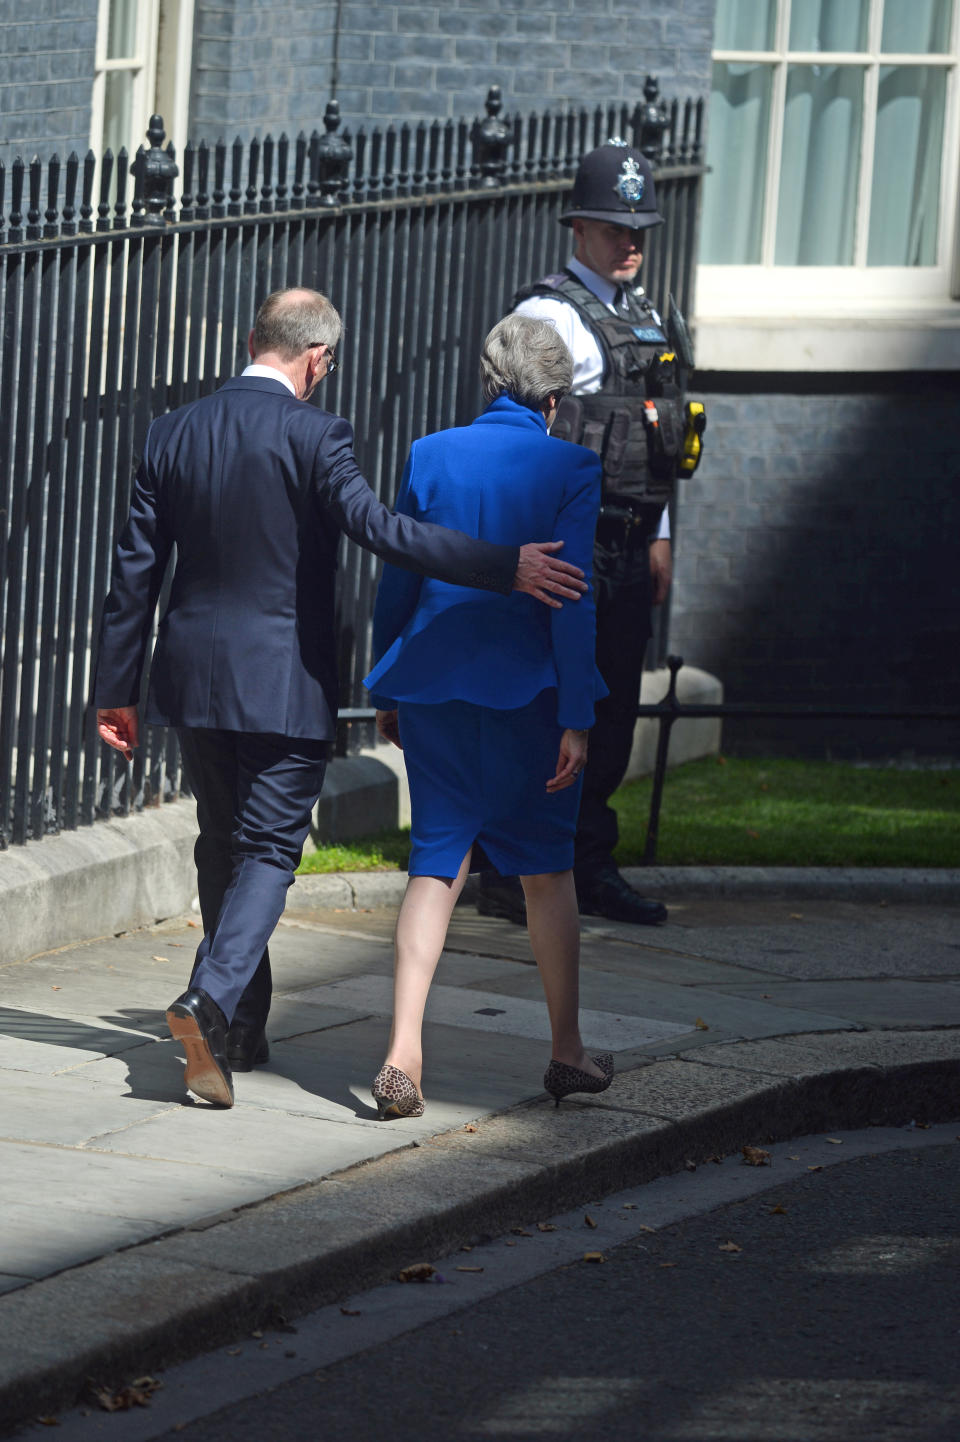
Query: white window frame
90 0 194 163
695 0 960 371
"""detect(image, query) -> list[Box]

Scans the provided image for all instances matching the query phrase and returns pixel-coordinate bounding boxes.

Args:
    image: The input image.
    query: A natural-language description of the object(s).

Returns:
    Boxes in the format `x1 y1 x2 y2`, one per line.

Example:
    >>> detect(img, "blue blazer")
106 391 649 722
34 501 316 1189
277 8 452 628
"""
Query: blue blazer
92 377 520 740
364 396 607 730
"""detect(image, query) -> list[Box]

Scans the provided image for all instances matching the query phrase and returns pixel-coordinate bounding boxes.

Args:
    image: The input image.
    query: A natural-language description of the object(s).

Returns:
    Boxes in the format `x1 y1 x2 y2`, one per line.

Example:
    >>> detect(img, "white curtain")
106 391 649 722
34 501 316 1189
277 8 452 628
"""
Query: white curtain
701 63 772 263
868 66 946 264
881 0 953 53
776 65 863 265
789 0 868 52
714 0 775 50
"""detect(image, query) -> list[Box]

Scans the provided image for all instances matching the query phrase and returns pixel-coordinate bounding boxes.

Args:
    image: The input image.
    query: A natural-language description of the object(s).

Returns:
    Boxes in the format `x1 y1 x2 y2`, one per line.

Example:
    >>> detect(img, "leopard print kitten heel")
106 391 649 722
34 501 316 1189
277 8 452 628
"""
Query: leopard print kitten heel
372 1063 425 1119
543 1052 614 1106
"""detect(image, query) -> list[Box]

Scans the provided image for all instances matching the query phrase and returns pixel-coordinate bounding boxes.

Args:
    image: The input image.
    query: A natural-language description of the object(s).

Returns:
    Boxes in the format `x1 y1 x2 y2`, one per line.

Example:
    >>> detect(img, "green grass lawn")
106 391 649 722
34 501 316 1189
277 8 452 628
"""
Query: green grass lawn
612 756 960 868
296 756 960 874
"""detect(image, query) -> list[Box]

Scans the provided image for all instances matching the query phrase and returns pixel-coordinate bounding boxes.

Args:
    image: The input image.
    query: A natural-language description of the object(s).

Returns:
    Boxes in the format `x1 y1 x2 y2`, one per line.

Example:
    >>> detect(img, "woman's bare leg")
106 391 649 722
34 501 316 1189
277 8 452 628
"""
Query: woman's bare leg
382 848 472 1089
520 869 604 1078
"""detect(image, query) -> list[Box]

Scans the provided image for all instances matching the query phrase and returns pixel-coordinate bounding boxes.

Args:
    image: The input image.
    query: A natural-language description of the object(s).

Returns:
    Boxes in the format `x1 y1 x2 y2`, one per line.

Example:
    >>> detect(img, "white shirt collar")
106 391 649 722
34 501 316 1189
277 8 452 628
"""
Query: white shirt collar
241 363 297 396
567 256 646 313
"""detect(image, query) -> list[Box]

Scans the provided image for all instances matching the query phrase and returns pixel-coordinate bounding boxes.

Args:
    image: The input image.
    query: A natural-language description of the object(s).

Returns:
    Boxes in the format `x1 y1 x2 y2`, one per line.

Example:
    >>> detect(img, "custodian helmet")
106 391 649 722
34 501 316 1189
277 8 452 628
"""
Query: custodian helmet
559 139 664 230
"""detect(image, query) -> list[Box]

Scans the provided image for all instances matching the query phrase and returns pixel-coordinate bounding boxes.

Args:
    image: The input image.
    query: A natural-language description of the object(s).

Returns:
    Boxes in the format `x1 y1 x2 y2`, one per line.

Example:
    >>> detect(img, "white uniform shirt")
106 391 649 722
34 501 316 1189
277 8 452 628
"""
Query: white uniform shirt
514 256 671 542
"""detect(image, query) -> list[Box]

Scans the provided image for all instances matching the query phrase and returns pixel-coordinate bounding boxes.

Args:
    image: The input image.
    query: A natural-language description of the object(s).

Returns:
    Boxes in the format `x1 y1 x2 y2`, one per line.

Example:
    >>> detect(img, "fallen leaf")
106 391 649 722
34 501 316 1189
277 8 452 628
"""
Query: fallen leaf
742 1145 770 1167
716 755 727 765
187 919 201 927
824 1138 843 1145
789 913 803 920
706 1155 724 1165
788 1155 801 1161
584 1214 598 1229
90 1377 162 1412
694 1017 709 1031
718 1241 742 1253
251 1330 263 1339
460 1245 473 1252
225 1348 241 1356
770 1204 788 1215
152 955 169 963
511 1227 532 1236
536 1222 557 1232
463 1124 477 1133
583 1251 605 1263
659 1261 677 1268
808 1165 823 1172
50 986 61 991
456 1266 484 1273
505 1240 517 1247
35 1420 59 1428
622 1203 638 1210
340 1307 361 1316
684 1160 697 1171
916 1122 931 1130
638 1224 656 1232
397 1263 436 1283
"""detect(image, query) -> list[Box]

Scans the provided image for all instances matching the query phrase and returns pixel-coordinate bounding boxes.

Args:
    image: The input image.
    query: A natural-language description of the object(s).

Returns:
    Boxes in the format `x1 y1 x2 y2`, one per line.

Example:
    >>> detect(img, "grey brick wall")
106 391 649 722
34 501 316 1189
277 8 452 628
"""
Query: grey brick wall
190 0 339 139
669 379 960 758
187 0 713 145
0 0 97 172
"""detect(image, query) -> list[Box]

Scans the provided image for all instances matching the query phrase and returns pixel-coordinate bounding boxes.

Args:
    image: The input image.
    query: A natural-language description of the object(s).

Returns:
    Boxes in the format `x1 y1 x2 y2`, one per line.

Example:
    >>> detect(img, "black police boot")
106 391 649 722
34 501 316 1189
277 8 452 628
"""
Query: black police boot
476 871 527 926
576 869 667 926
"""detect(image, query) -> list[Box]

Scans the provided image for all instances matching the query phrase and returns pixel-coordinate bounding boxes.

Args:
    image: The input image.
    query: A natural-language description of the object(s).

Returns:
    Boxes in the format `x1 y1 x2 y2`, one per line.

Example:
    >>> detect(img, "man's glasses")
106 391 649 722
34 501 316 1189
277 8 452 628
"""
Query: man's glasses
311 343 338 375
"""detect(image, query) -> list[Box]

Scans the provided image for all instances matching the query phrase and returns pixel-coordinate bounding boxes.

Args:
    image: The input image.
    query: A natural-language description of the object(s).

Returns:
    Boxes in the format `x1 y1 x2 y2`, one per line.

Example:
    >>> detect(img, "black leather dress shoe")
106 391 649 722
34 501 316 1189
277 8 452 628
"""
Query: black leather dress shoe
226 1023 269 1072
165 988 234 1106
475 873 527 926
577 871 668 926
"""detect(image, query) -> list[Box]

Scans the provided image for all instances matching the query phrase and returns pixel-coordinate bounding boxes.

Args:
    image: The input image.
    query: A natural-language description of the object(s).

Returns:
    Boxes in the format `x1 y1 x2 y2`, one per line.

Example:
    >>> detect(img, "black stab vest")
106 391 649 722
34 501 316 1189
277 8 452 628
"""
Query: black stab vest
513 270 685 534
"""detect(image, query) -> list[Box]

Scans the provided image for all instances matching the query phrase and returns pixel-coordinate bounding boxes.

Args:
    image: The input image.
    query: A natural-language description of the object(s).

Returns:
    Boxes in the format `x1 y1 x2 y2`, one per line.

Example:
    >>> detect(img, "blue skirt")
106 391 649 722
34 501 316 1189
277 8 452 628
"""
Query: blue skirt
398 689 582 878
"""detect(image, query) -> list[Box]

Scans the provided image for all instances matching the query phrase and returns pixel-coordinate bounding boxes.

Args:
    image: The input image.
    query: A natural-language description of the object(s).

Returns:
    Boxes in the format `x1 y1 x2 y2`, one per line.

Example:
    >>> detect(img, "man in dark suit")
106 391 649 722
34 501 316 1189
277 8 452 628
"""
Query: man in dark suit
94 287 585 1109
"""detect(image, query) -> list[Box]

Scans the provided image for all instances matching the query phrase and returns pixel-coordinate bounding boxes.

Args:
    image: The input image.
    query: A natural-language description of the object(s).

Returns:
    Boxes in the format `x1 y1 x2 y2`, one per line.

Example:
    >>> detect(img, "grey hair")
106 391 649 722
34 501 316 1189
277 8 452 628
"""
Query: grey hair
480 314 574 410
251 287 342 360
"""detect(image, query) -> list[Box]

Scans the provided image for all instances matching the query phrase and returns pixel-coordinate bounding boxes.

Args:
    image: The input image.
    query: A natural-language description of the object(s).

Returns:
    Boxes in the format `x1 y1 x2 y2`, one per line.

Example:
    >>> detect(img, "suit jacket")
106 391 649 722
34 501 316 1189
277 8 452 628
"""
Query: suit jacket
364 396 607 730
92 376 520 740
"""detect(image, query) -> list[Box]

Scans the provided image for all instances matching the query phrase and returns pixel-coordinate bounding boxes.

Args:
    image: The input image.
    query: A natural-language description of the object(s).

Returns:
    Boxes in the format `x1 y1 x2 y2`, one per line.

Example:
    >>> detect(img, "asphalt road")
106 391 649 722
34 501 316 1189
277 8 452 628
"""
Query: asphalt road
42 1125 960 1442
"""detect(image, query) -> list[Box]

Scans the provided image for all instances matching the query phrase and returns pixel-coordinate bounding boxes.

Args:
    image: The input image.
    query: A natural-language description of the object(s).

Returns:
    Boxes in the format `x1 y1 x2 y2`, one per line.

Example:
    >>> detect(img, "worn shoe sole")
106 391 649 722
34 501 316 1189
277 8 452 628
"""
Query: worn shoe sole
166 1006 234 1107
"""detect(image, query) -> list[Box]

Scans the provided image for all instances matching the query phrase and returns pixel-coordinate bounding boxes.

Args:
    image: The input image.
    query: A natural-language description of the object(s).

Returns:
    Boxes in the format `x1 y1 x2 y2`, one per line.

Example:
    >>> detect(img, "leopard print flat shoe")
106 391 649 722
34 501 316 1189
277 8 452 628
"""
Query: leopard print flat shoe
371 1062 425 1119
543 1052 614 1107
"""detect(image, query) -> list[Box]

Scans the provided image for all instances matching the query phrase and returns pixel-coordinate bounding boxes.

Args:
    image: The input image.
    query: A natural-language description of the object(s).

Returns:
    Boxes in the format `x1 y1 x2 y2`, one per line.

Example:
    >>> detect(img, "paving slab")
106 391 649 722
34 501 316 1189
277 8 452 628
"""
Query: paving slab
706 976 960 1028
0 885 958 1432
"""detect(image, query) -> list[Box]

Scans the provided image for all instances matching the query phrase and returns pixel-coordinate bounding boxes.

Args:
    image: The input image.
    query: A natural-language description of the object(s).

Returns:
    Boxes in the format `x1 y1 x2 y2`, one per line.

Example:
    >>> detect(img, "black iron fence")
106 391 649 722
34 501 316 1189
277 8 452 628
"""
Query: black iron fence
0 79 706 848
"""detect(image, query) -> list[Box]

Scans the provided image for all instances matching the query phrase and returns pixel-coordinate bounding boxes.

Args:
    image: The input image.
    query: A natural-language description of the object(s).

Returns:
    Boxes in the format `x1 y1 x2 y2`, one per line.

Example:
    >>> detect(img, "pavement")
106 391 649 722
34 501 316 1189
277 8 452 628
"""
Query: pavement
1 866 959 1432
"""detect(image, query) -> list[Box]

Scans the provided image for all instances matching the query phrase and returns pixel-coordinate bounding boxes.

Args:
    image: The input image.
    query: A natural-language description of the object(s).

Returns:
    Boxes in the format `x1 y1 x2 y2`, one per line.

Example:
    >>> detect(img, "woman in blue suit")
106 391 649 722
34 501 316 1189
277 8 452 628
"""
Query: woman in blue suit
364 315 612 1117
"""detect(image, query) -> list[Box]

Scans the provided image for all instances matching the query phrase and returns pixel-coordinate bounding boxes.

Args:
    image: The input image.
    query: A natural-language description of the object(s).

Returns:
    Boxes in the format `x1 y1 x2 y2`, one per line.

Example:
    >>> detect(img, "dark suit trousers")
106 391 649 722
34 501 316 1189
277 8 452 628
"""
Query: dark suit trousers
573 535 653 884
178 728 328 1027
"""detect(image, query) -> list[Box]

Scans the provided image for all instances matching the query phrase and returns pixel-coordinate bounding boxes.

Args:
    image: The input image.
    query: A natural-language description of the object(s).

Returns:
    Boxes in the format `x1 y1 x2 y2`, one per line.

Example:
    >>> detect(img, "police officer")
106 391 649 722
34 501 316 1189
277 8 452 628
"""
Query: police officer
479 140 697 926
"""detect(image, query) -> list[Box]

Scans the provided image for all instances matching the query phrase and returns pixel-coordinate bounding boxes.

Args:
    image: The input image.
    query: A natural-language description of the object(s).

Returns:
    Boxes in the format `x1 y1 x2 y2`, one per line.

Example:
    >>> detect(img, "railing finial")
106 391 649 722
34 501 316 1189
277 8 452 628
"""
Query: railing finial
132 114 179 226
471 84 511 188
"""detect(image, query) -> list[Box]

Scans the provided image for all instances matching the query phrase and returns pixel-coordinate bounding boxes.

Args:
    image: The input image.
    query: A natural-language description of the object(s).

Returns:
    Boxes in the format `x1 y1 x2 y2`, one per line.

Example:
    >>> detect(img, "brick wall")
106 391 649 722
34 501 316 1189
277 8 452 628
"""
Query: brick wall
188 0 713 145
669 377 960 758
0 0 97 171
190 0 339 139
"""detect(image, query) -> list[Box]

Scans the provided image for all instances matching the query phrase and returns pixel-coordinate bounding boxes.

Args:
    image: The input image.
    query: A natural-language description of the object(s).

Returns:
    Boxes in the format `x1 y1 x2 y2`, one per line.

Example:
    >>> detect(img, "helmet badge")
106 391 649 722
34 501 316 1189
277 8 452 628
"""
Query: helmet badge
614 156 645 208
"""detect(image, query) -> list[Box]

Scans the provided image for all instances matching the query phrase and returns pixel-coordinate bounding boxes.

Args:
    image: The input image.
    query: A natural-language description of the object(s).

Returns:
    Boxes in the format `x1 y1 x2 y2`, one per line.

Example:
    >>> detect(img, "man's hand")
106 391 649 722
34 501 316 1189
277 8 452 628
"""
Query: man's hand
376 708 402 750
547 727 589 793
514 541 586 609
97 706 139 761
649 538 673 606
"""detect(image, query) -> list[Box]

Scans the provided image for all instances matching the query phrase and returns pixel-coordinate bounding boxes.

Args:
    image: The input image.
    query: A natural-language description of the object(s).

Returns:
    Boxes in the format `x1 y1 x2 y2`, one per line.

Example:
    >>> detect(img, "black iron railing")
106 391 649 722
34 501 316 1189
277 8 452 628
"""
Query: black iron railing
638 658 960 864
0 79 706 848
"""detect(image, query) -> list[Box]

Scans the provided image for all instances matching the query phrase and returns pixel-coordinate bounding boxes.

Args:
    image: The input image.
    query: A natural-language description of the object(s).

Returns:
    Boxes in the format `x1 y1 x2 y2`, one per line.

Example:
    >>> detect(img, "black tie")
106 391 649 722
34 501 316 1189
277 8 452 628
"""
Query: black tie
613 284 626 311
